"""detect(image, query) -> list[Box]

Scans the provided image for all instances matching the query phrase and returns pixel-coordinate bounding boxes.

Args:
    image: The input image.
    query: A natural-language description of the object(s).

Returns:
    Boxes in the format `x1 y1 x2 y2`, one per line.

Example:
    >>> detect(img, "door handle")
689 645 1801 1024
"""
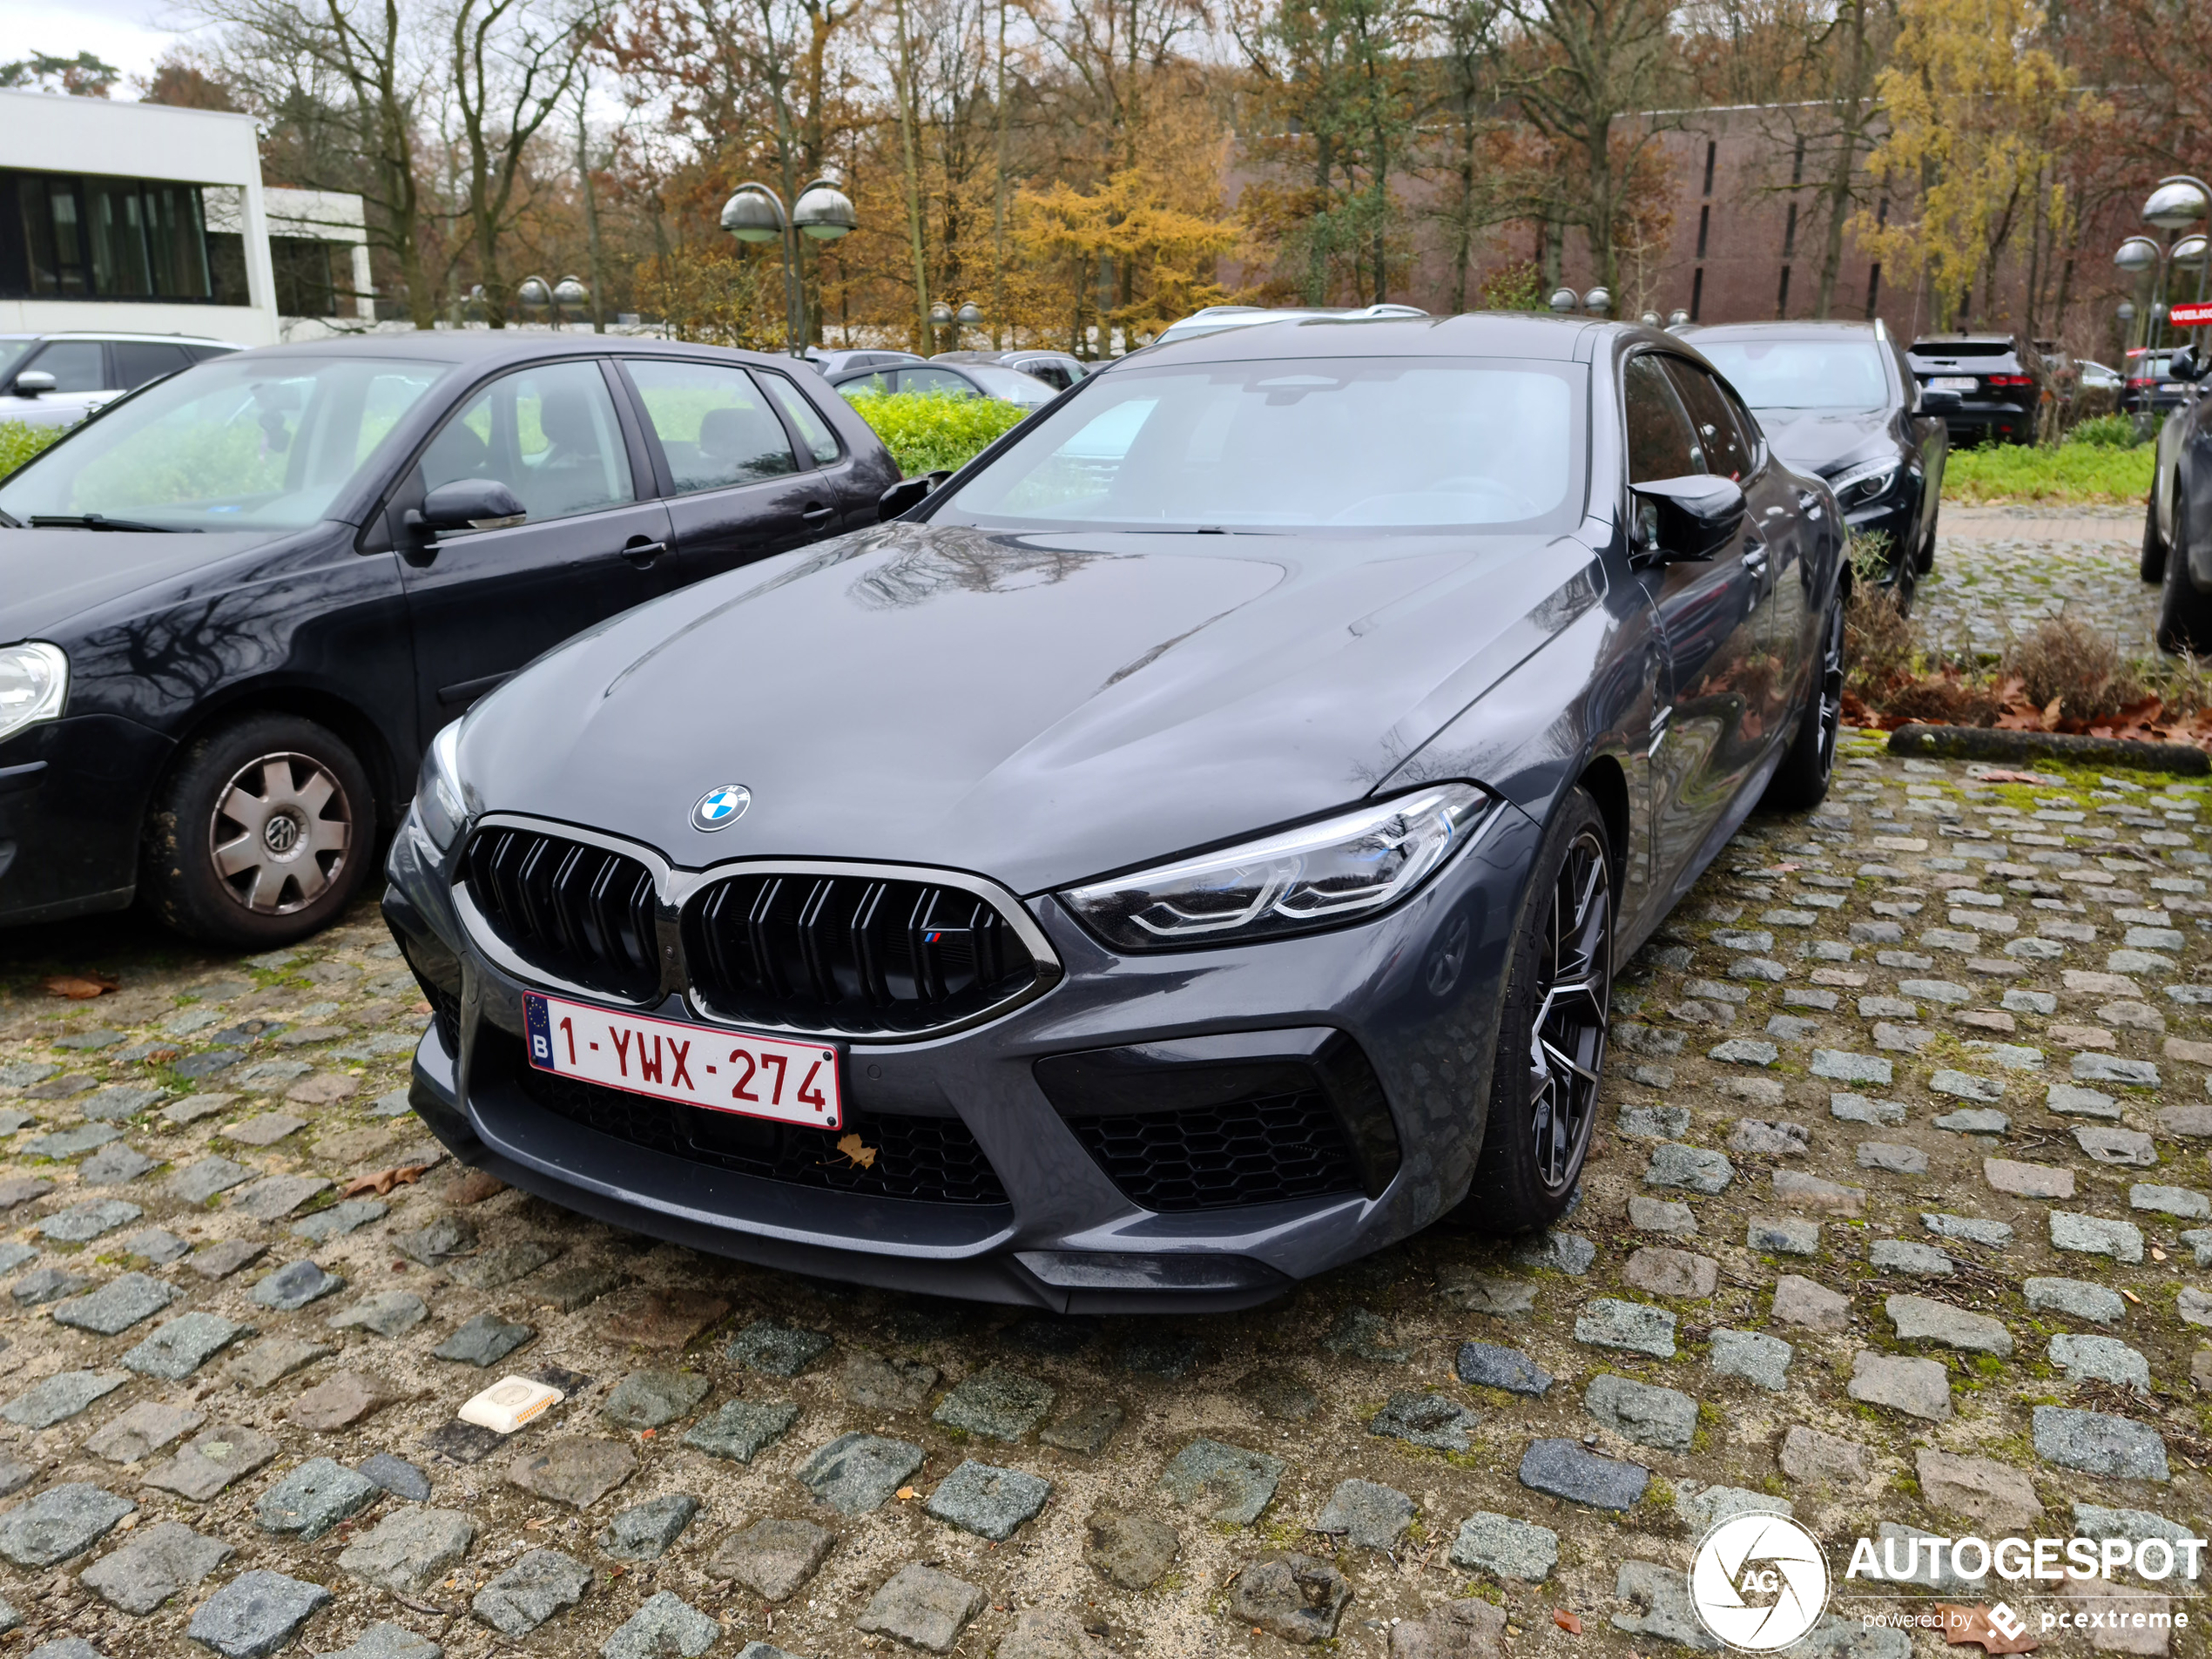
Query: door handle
1740 543 1769 575
620 535 666 567
801 504 836 530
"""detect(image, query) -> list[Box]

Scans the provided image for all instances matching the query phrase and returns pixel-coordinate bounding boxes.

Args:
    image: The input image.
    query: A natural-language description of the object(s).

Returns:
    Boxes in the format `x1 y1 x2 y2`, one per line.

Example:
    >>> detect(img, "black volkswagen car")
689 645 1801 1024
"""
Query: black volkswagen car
0 334 900 945
1691 320 1947 604
383 315 1847 1307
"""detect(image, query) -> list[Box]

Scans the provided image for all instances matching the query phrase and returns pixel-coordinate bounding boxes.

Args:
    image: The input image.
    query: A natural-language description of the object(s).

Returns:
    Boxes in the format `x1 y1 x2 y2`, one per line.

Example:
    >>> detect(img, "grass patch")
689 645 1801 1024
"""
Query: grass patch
0 419 61 480
1942 441 2154 505
840 388 1028 476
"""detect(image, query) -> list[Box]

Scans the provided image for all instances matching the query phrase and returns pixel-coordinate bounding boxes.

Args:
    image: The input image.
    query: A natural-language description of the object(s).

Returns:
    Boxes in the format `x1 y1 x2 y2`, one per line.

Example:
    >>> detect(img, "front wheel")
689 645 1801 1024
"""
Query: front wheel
2157 508 2212 656
1761 583 1845 812
1460 787 1612 1235
2143 490 2168 584
143 712 375 948
1914 497 1938 575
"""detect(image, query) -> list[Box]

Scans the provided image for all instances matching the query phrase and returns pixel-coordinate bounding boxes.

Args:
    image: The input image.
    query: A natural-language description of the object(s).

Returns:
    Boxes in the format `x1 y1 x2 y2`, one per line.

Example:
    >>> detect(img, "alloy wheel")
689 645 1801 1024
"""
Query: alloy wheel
208 752 353 914
1527 826 1611 1191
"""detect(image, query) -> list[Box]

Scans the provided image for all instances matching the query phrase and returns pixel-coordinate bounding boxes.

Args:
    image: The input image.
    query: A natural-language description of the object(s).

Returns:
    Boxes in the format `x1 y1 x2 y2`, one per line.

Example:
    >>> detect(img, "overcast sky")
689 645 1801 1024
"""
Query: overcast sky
6 0 198 91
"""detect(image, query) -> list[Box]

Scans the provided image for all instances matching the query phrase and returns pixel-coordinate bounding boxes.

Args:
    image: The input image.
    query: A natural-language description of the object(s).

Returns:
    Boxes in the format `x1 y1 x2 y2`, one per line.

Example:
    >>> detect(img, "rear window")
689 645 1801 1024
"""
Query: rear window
1912 341 2013 357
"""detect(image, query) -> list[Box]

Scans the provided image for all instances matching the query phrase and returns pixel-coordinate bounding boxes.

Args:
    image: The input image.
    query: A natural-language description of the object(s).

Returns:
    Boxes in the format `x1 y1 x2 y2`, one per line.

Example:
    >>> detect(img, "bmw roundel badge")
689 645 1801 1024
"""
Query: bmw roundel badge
691 785 751 832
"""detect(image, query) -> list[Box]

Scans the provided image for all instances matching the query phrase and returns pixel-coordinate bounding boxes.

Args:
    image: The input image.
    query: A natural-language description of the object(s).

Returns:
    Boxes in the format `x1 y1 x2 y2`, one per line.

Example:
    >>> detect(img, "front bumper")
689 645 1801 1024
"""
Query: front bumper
1939 404 2033 446
0 713 172 928
383 797 1541 1310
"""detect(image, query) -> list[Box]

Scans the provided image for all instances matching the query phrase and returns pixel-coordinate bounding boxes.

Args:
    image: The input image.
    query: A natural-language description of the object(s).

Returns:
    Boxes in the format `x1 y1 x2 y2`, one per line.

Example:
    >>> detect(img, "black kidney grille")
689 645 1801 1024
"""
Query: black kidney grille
465 827 661 1001
515 1062 1008 1204
684 872 1040 1035
1064 1091 1365 1211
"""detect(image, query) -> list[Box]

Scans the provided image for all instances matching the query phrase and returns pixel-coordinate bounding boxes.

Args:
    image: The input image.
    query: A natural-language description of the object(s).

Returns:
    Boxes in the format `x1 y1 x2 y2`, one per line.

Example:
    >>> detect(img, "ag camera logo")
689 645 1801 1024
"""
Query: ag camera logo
1691 1514 1832 1651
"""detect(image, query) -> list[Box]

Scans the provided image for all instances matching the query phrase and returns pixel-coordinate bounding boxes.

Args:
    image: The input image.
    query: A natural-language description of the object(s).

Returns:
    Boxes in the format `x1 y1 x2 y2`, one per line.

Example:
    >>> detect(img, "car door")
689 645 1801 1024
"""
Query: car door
1627 353 1771 884
388 356 675 736
1666 357 1796 752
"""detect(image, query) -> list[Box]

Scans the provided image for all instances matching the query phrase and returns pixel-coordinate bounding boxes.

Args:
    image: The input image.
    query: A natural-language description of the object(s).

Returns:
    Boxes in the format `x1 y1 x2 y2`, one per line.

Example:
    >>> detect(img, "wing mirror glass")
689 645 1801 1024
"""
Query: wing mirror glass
879 469 953 518
411 479 526 538
1629 475 1746 563
10 370 55 397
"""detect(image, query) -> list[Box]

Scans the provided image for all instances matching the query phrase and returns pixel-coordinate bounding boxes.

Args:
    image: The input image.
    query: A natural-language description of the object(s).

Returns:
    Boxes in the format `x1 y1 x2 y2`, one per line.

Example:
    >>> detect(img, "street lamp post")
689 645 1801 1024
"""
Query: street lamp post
2141 177 2212 350
720 176 859 356
553 275 589 331
517 274 551 328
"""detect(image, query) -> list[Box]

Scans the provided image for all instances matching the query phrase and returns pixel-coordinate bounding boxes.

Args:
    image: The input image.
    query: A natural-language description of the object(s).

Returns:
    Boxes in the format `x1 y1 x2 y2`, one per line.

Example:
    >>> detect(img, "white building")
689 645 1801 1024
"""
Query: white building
0 89 374 347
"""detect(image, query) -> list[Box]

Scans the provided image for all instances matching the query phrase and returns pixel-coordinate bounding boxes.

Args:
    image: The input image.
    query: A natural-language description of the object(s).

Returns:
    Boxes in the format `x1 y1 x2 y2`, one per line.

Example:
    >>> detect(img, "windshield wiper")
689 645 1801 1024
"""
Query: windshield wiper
28 513 193 533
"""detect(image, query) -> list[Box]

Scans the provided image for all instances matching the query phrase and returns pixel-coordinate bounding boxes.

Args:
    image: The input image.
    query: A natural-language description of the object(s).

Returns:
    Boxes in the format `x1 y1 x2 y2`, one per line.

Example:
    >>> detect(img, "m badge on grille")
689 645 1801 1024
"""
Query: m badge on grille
691 785 751 832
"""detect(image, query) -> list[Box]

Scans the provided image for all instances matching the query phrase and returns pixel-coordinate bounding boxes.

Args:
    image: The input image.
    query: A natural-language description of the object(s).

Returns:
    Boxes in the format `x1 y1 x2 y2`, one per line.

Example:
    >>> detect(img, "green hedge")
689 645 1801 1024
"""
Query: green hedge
0 420 60 481
842 388 1028 476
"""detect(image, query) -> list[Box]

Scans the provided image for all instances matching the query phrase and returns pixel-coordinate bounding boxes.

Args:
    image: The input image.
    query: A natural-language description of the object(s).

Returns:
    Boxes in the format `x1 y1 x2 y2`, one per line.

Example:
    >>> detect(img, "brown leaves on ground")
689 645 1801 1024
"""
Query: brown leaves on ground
449 1170 507 1205
338 1163 433 1200
44 974 118 999
1935 1605 2040 1654
1553 1608 1583 1635
835 1133 878 1170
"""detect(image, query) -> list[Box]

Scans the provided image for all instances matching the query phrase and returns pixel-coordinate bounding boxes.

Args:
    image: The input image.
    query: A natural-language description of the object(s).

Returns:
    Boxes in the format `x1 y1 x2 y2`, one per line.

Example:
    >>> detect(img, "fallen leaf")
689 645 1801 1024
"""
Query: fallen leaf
524 1517 547 1530
338 1163 431 1200
44 974 118 1000
2041 695 2064 729
1936 1604 2040 1654
1974 770 2061 786
836 1133 878 1170
1554 1609 1583 1634
2121 1287 2142 1305
896 1486 917 1501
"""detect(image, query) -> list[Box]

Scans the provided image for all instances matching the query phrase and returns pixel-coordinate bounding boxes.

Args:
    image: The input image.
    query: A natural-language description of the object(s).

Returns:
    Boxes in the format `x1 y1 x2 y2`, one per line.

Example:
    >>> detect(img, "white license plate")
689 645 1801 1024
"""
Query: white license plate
523 992 841 1130
1929 376 1979 392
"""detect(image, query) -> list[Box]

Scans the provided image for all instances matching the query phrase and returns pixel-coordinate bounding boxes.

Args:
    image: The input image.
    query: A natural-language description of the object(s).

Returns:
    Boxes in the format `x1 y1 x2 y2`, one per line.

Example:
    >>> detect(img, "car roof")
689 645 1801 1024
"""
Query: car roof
1131 312 1600 365
219 334 806 369
0 331 242 347
1683 320 1882 341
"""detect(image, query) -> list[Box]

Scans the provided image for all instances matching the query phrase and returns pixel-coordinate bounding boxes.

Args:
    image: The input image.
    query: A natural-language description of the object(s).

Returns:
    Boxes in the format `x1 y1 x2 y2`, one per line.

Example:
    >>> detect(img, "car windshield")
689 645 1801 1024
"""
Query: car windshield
1696 339 1890 413
0 354 446 533
963 364 1055 405
0 339 34 381
935 356 1585 531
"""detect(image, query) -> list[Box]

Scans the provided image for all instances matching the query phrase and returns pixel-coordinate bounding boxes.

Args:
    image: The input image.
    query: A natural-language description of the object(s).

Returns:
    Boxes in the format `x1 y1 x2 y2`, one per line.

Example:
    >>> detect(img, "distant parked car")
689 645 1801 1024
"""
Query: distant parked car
2076 360 2123 418
932 348 1090 392
1906 334 2042 447
1153 303 1428 347
1688 319 1947 607
827 360 1058 409
2138 341 2212 651
0 331 240 431
806 348 924 379
2122 347 2194 420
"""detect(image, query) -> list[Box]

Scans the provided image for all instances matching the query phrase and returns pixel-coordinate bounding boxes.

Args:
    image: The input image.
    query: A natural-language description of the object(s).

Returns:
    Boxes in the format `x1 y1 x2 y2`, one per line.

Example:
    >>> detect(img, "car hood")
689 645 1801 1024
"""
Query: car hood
459 521 1600 894
0 528 286 639
1751 408 1898 476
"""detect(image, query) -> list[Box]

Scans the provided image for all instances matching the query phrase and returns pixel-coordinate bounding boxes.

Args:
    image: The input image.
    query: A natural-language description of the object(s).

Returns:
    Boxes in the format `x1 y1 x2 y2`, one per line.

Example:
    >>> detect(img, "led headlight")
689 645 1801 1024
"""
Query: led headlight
1062 783 1494 951
0 642 67 745
415 720 471 853
1829 458 1899 509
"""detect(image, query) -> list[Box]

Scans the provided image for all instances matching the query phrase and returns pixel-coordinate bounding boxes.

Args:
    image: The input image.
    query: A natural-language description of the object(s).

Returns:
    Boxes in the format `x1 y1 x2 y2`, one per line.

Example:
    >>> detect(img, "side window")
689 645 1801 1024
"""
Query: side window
1623 354 1698 484
1663 360 1752 480
899 367 974 397
1716 380 1765 466
111 341 190 388
1018 360 1071 391
759 371 840 465
26 341 106 391
624 360 799 493
417 359 634 523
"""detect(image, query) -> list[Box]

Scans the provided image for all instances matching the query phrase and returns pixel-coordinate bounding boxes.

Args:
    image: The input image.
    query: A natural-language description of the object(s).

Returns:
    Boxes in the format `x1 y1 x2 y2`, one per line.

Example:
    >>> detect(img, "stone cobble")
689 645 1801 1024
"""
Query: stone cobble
6 515 2212 1657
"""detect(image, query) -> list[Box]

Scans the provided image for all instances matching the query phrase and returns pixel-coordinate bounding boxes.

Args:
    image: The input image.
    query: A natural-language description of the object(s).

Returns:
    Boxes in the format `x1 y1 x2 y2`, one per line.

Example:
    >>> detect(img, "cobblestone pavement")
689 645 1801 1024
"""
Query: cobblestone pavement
1917 506 2156 658
10 515 2212 1659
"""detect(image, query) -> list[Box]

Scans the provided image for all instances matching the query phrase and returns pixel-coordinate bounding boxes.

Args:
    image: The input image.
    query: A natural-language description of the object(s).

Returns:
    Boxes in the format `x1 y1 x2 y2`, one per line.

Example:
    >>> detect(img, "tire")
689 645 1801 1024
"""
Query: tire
143 713 375 948
1460 787 1612 1235
2157 506 2212 657
1761 581 1845 812
2143 489 2168 584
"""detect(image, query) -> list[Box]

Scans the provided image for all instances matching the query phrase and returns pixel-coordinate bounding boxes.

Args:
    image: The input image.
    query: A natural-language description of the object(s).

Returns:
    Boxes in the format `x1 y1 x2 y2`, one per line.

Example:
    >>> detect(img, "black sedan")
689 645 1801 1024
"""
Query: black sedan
383 314 1847 1307
1692 320 1947 605
0 334 900 945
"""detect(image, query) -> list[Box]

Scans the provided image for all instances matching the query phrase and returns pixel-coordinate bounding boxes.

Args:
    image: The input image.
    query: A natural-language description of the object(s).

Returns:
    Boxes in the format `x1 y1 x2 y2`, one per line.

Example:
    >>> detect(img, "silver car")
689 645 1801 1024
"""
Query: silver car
0 331 241 431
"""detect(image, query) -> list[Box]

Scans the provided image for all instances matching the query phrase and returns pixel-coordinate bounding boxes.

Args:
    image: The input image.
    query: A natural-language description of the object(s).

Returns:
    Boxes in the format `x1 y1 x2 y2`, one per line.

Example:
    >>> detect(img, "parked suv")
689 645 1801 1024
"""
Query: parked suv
1689 319 1947 607
1906 334 2041 446
0 331 240 431
2122 347 2194 419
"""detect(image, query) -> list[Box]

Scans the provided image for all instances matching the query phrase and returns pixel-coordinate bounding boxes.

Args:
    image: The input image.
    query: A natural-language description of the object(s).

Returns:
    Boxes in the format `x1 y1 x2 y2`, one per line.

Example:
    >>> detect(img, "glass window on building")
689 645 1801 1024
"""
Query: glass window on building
1 169 216 301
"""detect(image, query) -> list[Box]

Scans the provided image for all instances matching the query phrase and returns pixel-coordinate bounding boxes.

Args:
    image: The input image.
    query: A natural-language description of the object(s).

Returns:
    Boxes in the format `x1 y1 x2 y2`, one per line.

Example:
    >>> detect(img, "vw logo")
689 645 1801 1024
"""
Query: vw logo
691 785 751 832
